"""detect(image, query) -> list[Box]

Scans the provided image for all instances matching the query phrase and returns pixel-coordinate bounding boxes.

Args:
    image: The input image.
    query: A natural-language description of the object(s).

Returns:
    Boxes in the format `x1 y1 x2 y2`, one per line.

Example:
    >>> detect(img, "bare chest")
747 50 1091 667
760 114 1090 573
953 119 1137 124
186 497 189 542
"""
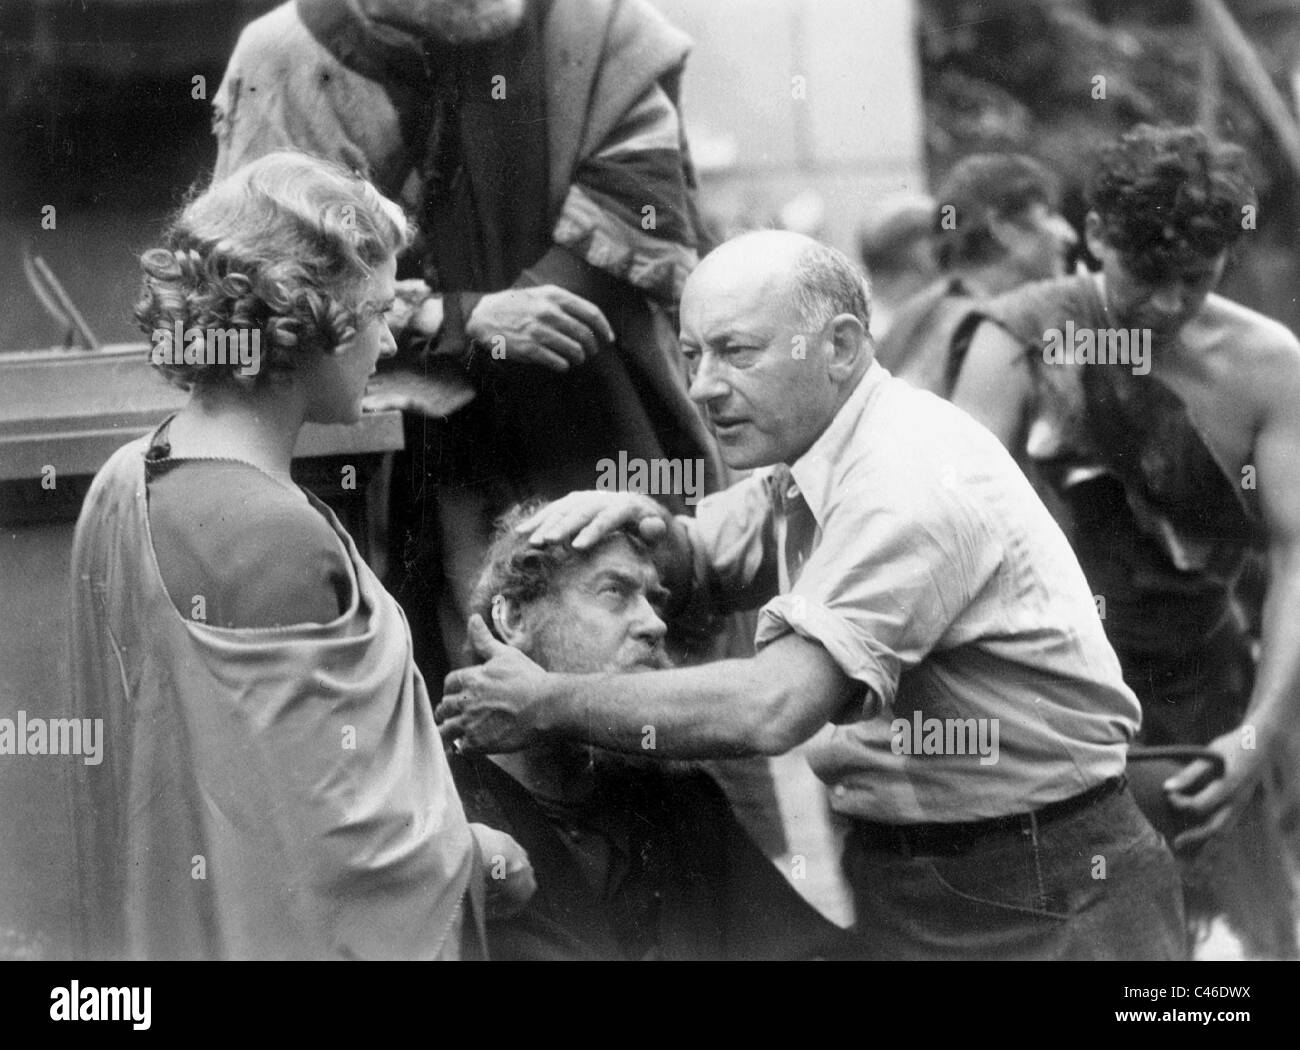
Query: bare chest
1151 344 1260 482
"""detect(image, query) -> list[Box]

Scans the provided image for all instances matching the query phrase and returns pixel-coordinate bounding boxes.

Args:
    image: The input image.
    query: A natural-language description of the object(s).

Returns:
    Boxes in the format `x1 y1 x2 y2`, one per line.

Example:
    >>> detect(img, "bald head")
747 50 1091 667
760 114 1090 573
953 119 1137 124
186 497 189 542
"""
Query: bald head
693 229 812 278
690 231 872 334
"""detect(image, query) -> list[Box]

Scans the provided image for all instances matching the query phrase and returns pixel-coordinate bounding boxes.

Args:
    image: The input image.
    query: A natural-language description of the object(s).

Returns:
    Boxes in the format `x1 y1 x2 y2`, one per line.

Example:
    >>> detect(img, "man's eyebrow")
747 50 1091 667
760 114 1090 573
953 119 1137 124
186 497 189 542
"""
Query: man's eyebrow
590 567 668 603
591 568 641 587
707 328 766 345
680 334 766 355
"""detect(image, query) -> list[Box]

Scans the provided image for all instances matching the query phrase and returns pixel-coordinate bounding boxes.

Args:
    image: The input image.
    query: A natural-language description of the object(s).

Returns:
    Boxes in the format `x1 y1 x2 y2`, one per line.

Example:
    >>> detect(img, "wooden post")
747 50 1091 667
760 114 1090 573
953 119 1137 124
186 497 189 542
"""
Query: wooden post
1192 0 1300 180
1197 34 1220 129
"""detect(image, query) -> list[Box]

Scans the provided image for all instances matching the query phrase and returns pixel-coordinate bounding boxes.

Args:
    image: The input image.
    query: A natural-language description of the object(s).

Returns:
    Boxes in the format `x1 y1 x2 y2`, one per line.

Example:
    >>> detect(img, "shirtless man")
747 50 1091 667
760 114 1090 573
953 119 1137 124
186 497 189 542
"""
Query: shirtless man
953 124 1300 956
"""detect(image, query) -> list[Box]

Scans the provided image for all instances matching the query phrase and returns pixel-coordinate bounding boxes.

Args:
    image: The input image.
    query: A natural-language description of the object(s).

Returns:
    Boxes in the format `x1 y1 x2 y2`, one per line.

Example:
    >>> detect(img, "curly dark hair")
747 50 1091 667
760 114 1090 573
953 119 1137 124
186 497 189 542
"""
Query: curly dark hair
1085 124 1256 280
135 150 412 390
468 499 653 647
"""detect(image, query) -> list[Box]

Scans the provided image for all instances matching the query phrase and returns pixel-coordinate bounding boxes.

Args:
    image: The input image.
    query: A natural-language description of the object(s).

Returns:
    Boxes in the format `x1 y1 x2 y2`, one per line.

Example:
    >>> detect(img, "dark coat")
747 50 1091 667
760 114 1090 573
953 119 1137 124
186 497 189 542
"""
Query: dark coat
449 751 865 961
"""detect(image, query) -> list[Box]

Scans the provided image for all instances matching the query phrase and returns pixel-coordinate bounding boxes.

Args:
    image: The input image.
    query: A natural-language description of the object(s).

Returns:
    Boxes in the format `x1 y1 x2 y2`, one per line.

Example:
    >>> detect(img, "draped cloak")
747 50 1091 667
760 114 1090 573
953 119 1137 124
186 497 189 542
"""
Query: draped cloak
65 436 479 959
210 0 718 504
211 0 723 678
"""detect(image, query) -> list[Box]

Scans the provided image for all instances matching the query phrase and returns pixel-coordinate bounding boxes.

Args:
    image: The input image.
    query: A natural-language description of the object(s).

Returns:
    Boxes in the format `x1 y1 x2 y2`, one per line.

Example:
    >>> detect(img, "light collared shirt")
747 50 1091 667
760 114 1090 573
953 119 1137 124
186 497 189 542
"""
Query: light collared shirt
683 362 1140 824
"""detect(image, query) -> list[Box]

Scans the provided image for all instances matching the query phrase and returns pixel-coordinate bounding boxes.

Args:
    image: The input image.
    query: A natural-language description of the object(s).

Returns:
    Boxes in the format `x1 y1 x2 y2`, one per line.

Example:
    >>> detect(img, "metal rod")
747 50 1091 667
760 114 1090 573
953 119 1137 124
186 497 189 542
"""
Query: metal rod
31 254 99 351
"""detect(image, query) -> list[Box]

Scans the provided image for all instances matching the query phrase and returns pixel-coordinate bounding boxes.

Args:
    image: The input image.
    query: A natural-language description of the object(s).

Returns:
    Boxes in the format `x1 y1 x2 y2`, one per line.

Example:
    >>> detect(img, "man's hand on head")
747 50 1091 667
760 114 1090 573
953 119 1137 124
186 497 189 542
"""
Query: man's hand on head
466 284 614 371
516 490 672 550
515 491 694 603
436 615 554 754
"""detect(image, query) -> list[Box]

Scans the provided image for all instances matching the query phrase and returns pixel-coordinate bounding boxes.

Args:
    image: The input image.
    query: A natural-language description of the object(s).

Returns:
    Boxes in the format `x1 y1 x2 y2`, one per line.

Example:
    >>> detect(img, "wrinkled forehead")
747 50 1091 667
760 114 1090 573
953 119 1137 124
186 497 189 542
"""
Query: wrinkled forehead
552 532 660 591
681 258 796 340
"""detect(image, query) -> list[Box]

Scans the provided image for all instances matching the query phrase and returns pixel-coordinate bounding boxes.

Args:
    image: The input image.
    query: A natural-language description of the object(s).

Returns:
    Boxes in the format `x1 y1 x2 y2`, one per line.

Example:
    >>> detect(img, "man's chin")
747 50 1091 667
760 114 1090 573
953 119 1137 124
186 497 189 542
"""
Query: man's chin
716 439 776 473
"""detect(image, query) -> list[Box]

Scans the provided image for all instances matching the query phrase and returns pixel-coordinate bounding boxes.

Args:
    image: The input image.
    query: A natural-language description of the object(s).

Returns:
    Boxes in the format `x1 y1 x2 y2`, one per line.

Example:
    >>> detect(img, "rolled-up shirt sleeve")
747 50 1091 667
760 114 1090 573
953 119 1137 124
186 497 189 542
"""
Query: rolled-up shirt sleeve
756 475 1003 715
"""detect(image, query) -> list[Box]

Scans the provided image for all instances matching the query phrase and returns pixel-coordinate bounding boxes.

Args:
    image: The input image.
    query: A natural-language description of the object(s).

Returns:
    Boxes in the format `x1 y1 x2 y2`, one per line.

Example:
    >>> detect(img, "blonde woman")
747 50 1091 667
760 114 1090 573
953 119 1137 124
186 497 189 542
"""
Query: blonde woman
67 152 531 960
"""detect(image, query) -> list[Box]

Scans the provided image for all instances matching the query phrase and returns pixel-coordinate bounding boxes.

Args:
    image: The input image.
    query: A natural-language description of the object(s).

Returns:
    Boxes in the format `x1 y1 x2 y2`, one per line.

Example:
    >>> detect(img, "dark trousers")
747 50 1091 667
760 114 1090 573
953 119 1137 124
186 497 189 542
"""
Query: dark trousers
843 786 1186 960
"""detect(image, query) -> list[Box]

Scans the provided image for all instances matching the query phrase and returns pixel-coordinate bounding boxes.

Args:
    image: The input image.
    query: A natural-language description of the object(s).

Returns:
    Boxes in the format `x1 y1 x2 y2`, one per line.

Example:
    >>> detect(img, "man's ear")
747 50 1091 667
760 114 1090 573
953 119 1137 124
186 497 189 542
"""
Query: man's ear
490 595 532 650
826 312 870 381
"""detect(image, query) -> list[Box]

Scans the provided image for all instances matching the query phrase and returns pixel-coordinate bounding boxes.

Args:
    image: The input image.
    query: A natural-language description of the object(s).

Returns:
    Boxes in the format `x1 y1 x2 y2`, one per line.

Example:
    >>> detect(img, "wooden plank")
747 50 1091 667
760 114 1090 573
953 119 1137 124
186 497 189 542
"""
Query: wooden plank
0 343 404 481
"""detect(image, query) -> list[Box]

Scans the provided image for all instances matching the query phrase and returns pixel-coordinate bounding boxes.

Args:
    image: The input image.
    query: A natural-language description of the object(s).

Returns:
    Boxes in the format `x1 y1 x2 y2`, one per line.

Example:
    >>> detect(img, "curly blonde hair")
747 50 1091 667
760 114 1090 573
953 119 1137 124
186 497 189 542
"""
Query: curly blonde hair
135 150 412 389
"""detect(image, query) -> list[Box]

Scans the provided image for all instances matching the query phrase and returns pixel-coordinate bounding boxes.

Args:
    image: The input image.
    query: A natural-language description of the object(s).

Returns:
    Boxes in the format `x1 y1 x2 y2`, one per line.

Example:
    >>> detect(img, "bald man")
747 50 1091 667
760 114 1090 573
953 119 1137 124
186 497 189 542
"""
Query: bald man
436 231 1185 960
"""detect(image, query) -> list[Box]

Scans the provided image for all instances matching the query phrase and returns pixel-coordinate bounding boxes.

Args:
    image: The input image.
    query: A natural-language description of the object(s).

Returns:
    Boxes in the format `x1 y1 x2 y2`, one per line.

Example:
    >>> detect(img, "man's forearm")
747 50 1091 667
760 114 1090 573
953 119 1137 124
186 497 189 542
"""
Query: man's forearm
536 657 780 759
520 245 624 316
527 630 858 760
1244 543 1300 752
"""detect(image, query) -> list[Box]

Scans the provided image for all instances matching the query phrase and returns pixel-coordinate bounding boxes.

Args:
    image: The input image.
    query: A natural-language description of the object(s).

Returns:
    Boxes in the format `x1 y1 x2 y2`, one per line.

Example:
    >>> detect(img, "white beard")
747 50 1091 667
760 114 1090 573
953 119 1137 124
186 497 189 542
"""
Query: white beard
359 0 529 44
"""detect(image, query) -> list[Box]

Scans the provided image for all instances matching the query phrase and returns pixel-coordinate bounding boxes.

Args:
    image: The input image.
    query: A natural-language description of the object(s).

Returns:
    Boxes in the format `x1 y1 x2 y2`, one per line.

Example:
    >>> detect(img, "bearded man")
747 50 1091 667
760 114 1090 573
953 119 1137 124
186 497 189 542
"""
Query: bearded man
447 500 860 960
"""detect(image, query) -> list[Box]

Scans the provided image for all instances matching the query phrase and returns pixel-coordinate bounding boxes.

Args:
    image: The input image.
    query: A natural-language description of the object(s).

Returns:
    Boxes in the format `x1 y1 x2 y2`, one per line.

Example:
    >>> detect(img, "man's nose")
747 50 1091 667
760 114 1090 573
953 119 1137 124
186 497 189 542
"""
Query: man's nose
379 324 398 359
688 354 728 404
631 596 668 643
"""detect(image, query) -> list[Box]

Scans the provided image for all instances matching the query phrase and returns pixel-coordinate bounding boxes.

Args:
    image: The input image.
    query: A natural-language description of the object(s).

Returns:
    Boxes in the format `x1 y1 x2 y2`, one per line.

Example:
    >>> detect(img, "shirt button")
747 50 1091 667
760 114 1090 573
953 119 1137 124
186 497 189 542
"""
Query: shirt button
833 785 847 798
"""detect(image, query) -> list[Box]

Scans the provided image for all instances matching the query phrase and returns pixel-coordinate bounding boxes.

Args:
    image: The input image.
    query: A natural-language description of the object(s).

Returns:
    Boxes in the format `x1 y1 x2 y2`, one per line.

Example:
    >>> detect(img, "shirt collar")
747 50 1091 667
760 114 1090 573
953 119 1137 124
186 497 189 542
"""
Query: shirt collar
768 362 887 526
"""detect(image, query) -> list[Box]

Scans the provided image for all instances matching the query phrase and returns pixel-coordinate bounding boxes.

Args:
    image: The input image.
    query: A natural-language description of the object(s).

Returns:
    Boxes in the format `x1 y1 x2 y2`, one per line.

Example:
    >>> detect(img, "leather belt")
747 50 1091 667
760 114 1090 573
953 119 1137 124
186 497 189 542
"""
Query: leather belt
848 775 1127 858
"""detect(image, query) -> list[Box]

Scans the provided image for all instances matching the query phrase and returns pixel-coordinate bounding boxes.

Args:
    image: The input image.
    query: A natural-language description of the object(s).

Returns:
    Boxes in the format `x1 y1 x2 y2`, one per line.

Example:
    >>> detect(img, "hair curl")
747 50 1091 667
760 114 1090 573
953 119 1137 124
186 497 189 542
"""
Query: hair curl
135 150 412 390
1085 124 1256 280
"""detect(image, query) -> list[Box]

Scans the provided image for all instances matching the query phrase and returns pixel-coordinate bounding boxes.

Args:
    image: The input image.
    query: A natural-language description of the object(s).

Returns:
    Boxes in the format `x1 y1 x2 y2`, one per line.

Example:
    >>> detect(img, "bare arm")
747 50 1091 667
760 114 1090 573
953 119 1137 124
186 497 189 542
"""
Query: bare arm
437 617 859 759
950 321 1034 450
1167 336 1300 846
